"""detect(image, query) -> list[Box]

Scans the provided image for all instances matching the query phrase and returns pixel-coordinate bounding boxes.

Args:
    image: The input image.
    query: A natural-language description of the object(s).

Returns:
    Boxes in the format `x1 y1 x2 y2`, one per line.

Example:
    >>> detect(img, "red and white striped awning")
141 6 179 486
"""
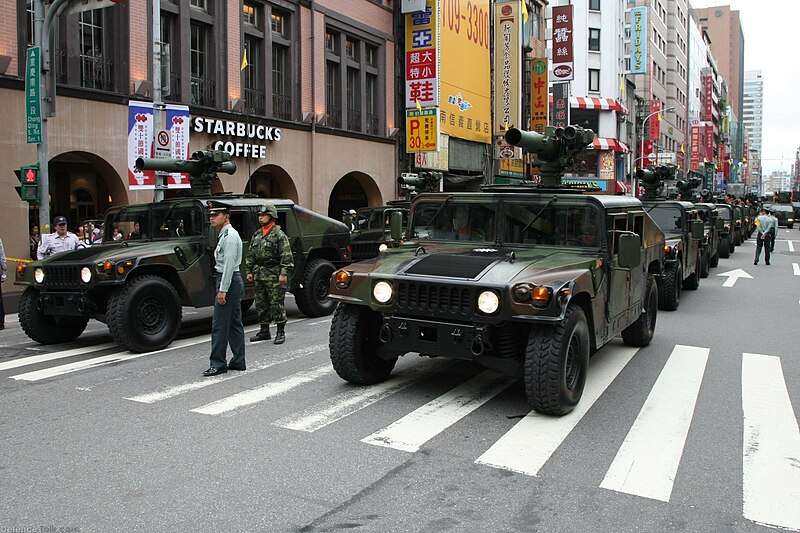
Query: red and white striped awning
548 95 628 114
616 181 630 195
591 137 630 153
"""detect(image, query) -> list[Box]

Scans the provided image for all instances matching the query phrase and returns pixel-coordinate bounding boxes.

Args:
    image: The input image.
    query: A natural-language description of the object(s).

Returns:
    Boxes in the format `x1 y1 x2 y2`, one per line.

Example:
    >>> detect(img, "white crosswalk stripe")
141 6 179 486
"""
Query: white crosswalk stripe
0 342 117 372
742 353 800 531
475 344 639 476
793 262 800 276
361 370 515 452
600 345 709 502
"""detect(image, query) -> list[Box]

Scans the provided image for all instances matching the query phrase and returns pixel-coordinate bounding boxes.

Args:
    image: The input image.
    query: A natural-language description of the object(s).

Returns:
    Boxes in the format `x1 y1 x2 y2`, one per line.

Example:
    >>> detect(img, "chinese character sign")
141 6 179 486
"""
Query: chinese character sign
550 82 569 129
705 123 715 161
165 105 191 189
690 118 701 170
25 47 41 144
493 1 521 136
530 58 548 134
551 5 574 81
405 1 439 109
127 102 192 190
702 74 713 121
649 99 661 142
629 7 647 74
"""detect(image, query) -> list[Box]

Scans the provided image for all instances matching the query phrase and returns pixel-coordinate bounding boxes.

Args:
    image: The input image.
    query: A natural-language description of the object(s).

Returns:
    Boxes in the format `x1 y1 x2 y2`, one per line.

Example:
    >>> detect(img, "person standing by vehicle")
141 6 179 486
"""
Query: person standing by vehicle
768 209 778 253
246 204 293 344
754 208 776 266
204 201 246 376
29 224 40 260
37 216 79 259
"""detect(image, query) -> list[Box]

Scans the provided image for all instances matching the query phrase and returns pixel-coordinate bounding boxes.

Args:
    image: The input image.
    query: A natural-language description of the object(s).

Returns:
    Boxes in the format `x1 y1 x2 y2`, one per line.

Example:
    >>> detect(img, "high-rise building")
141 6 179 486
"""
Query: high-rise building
694 5 745 120
743 71 763 156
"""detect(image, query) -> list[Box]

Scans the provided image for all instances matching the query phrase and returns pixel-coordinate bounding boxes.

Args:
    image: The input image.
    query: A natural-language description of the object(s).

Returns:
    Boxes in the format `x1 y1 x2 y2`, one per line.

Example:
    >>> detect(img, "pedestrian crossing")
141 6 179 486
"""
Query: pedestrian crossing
2 336 799 530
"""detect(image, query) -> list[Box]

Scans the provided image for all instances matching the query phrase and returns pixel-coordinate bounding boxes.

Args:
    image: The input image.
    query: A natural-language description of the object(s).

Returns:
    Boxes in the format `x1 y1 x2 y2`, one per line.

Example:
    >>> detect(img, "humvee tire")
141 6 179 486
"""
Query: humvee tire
622 275 657 347
719 236 730 258
699 249 710 278
329 303 397 384
709 250 719 268
295 258 336 318
18 287 89 344
683 256 700 290
659 263 681 311
107 275 182 352
524 304 590 416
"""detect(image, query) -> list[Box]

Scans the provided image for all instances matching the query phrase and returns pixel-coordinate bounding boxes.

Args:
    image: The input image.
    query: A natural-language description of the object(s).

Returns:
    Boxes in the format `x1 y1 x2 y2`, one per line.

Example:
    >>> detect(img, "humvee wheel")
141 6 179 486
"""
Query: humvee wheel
622 275 657 347
329 303 397 384
699 249 710 278
709 249 720 268
295 259 336 317
719 237 730 258
18 287 89 344
524 304 589 416
658 263 681 311
683 255 700 290
107 275 182 352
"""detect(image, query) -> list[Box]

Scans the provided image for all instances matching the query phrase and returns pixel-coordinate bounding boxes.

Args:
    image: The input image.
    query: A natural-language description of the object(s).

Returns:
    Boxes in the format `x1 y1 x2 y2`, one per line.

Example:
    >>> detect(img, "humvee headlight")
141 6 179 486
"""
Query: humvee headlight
80 267 92 283
531 286 552 308
334 270 352 289
373 281 393 303
477 291 500 314
664 245 672 255
789 218 795 222
378 243 389 252
34 268 45 284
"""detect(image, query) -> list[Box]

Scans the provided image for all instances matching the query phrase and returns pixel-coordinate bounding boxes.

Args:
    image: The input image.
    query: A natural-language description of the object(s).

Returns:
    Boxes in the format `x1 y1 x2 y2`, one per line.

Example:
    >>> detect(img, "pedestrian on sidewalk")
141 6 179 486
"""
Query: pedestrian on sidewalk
245 204 293 345
754 208 776 266
204 201 246 377
29 224 40 260
0 236 6 329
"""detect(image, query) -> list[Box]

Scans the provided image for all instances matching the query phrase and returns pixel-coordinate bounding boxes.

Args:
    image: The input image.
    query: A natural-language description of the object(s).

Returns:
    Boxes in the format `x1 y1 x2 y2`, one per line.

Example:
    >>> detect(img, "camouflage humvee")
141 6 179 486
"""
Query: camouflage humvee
694 203 725 276
16 152 351 352
714 203 736 258
327 186 665 416
349 201 410 261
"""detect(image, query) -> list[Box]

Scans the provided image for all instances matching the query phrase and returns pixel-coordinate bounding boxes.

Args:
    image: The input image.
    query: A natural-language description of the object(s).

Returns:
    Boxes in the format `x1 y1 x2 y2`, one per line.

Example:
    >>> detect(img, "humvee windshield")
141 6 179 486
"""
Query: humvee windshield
717 207 731 221
411 201 496 242
104 202 204 242
504 203 602 247
647 205 684 231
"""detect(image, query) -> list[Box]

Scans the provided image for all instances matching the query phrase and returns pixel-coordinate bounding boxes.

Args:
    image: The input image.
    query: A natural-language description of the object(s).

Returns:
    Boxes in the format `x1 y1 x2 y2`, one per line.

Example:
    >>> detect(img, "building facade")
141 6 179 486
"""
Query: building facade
743 69 763 183
1 0 399 277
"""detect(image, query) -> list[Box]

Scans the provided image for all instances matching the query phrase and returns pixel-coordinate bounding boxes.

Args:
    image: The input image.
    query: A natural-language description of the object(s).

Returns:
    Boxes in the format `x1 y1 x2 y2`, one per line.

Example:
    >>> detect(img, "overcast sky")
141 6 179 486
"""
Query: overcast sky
691 0 799 176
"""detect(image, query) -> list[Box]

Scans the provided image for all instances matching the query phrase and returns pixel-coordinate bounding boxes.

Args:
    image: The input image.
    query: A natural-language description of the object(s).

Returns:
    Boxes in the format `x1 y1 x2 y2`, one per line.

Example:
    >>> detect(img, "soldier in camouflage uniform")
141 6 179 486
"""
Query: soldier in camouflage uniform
245 204 294 344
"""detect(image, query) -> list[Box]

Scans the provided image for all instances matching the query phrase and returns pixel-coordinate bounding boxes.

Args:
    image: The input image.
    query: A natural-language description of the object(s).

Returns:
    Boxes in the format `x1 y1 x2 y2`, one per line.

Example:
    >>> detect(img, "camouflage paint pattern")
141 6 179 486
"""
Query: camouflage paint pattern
246 223 294 325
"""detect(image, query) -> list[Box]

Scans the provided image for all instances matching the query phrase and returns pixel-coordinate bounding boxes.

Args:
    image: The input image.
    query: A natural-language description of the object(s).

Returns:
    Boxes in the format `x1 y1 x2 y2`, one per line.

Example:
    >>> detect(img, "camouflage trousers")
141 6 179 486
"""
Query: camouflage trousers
254 277 287 325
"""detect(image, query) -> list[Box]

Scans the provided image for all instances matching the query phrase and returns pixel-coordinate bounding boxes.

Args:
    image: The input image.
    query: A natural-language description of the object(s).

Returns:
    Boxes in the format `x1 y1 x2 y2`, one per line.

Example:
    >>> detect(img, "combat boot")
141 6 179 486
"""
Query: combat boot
274 324 286 345
250 325 271 342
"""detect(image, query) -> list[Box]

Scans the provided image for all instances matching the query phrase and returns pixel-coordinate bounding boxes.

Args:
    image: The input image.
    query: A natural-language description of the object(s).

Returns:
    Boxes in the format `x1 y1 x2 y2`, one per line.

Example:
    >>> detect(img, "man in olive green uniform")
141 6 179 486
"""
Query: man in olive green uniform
246 204 294 344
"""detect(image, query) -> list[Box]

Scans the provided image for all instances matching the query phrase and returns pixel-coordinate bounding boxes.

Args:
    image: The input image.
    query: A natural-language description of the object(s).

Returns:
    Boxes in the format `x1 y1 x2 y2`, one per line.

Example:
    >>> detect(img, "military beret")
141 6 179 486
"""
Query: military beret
206 201 230 214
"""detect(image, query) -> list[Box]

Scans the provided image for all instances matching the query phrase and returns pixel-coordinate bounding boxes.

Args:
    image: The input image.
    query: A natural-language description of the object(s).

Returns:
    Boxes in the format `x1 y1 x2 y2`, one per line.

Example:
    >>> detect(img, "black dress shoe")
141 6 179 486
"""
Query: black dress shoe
228 364 246 371
202 367 227 377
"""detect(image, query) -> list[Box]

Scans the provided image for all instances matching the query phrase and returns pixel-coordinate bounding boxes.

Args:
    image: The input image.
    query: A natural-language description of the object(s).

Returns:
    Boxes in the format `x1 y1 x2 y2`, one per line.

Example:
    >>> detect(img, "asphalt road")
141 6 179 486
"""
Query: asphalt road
1 229 798 533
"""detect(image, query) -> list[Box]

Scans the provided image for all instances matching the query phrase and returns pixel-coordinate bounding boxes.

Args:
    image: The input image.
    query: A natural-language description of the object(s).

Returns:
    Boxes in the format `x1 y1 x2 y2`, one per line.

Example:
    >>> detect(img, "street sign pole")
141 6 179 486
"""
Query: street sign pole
152 0 167 202
33 0 52 234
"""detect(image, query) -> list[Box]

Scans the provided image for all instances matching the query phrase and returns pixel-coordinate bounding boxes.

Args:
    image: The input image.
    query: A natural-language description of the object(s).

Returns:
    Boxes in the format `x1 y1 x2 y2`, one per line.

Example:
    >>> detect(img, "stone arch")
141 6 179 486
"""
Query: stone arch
244 164 299 202
47 150 128 229
327 171 383 220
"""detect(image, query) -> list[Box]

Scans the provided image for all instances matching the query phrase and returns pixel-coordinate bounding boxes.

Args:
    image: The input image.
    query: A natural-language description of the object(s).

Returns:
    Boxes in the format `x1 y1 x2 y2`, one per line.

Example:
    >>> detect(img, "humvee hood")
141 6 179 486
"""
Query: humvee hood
42 242 146 264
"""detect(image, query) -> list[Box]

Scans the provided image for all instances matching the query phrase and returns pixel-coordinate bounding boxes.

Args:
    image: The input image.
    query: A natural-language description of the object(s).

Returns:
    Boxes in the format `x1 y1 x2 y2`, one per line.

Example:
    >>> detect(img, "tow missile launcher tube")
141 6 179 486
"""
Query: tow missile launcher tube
504 125 595 187
135 150 237 196
635 163 677 200
397 171 442 192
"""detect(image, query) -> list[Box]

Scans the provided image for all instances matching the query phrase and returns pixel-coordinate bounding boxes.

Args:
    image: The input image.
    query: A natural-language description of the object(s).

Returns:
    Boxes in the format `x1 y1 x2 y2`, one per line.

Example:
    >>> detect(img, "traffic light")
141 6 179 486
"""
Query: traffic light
14 164 39 204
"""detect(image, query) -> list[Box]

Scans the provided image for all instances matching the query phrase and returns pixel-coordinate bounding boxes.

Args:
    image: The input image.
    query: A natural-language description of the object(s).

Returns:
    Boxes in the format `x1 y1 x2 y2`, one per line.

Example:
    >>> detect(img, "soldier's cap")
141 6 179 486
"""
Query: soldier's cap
53 215 67 226
206 201 230 215
258 203 278 216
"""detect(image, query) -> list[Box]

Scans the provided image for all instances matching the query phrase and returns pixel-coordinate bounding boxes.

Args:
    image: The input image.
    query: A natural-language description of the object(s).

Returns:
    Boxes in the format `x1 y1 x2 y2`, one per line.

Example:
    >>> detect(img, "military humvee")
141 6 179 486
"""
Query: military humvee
636 166 704 311
694 203 725 276
714 203 736 258
327 126 665 416
349 201 410 261
16 152 351 353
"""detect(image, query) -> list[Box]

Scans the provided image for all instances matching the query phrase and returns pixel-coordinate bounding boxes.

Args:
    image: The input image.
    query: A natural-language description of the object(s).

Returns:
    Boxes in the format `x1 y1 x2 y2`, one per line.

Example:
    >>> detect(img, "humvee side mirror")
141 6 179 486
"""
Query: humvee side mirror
617 233 642 269
389 210 404 242
715 217 724 230
690 220 704 240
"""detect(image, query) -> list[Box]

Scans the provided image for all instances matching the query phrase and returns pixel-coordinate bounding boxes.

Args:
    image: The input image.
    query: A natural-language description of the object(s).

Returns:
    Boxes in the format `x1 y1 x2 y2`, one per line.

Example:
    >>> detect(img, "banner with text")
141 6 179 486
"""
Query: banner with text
405 0 439 109
551 5 574 81
530 58 548 133
127 102 191 190
493 0 521 135
629 7 647 74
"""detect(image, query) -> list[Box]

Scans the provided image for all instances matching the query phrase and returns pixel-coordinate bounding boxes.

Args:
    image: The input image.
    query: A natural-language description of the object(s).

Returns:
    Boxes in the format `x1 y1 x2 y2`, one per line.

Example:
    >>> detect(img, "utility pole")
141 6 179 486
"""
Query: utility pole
152 0 167 202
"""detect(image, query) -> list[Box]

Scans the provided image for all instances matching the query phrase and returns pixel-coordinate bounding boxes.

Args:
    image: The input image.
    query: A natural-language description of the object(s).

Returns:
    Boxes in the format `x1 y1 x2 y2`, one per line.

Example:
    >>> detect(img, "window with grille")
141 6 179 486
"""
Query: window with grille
271 12 285 36
190 0 207 11
589 28 600 51
590 0 600 11
243 2 258 27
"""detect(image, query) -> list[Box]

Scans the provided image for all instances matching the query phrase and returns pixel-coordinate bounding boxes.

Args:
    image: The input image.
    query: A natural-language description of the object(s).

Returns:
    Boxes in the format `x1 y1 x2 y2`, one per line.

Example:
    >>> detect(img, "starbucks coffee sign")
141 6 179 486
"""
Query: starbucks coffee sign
192 117 282 159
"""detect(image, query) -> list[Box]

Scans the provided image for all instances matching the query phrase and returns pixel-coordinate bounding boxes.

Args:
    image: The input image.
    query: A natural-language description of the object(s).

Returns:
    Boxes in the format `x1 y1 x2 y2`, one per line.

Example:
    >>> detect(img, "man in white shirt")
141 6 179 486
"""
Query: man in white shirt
37 215 79 260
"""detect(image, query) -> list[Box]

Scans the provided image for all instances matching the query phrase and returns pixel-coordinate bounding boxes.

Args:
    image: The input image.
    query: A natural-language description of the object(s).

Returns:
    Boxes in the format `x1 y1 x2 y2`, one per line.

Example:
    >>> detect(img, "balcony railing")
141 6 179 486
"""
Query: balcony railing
347 109 362 132
272 93 291 120
54 48 67 85
327 105 342 128
190 76 216 107
164 72 181 101
244 87 265 115
366 113 379 135
80 54 114 91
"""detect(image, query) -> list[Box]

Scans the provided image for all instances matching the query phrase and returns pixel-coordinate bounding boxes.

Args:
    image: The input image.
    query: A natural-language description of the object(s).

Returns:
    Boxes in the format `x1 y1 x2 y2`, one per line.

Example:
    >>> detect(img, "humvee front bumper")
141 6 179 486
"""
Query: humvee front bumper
35 290 99 317
379 315 488 361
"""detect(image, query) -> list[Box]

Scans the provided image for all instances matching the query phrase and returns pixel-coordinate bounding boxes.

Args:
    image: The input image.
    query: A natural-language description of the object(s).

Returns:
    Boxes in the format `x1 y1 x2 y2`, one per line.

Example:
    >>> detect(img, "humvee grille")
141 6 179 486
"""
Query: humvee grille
397 282 473 316
43 266 82 288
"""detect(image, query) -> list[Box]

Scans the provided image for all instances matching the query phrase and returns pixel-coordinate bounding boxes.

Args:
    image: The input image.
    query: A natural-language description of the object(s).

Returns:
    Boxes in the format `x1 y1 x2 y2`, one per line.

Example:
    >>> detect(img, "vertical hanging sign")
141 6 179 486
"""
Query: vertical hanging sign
25 47 42 144
530 58 548 134
493 0 521 160
649 99 661 141
551 5 574 81
550 82 569 129
405 1 439 109
629 7 647 74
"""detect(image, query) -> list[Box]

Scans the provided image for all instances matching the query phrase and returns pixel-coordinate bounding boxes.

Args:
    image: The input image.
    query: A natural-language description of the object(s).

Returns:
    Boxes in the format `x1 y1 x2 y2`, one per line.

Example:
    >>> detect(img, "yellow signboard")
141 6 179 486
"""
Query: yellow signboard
406 108 439 152
530 58 548 134
439 0 491 144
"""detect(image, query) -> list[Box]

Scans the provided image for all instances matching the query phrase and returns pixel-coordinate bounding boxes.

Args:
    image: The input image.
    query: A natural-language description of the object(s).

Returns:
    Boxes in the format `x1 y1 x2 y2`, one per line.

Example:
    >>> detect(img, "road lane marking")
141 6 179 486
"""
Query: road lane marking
789 240 795 252
475 344 639 476
0 342 118 372
361 370 515 453
273 360 447 432
793 263 800 276
742 353 800 531
125 344 327 404
190 364 333 416
599 345 709 502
